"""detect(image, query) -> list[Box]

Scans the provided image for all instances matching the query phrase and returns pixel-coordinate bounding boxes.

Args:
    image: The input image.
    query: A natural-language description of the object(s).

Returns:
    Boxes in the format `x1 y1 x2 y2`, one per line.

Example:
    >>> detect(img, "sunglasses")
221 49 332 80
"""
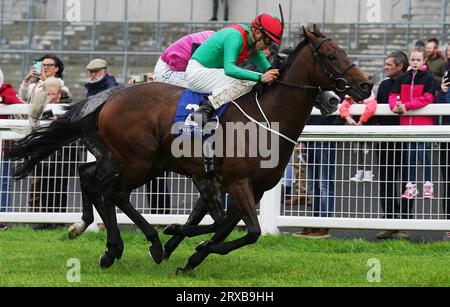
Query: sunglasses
262 32 274 46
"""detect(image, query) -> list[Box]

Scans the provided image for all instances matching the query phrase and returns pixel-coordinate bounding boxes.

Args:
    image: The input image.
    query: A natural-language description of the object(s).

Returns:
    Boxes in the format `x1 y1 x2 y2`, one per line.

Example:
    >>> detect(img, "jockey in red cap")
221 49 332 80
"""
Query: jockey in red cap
186 12 283 126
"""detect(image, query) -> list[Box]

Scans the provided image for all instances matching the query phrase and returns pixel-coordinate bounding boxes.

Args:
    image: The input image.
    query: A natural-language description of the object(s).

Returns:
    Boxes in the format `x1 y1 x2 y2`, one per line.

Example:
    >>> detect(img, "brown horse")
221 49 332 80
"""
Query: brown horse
9 25 372 273
95 25 372 272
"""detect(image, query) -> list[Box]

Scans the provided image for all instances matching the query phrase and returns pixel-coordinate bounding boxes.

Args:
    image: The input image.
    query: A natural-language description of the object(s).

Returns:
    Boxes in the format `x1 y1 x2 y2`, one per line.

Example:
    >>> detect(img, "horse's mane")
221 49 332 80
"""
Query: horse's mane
279 30 326 74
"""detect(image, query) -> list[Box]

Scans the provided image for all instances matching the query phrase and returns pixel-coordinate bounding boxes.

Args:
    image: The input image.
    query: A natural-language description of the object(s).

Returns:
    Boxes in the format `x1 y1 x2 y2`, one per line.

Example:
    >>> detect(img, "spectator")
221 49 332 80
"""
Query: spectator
128 73 154 84
442 43 450 74
210 0 229 21
389 47 436 201
153 31 215 88
339 93 377 182
415 40 425 48
19 54 71 103
425 38 446 86
434 58 450 240
28 78 76 230
374 51 413 240
84 58 119 97
0 68 24 230
285 143 309 206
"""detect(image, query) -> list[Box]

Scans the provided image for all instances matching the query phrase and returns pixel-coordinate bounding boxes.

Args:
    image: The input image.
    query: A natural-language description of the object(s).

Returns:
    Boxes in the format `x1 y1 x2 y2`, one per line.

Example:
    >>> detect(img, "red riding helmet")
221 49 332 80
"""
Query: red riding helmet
252 13 283 44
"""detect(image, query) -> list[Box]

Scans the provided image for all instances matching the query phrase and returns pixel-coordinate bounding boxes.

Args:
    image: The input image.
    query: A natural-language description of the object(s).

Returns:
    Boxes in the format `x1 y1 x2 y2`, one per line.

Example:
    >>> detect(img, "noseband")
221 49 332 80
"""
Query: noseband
275 37 355 93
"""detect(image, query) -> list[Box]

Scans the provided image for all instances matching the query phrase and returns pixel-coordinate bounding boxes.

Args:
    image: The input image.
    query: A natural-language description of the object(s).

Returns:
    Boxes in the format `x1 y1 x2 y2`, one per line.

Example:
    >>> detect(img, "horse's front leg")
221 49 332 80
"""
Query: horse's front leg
176 209 240 274
176 185 261 274
163 177 225 260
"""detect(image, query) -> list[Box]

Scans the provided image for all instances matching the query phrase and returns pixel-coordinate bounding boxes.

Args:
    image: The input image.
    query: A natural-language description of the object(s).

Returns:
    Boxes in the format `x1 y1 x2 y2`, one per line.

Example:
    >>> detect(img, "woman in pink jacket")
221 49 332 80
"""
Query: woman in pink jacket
388 46 436 200
339 93 377 182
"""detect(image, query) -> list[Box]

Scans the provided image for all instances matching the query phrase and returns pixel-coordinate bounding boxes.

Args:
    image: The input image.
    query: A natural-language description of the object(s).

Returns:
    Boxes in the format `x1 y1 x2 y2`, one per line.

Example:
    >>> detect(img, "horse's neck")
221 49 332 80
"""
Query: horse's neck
261 50 316 141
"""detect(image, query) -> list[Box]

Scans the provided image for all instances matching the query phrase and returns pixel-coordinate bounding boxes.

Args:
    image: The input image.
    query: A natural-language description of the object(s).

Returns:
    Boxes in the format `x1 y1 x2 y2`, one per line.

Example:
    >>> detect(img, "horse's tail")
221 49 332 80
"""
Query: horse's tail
7 98 98 179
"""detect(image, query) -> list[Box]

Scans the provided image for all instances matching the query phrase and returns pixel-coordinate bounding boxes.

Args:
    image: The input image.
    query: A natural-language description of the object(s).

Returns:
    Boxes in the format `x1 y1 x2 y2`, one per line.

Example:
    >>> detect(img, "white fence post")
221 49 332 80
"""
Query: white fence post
259 180 281 235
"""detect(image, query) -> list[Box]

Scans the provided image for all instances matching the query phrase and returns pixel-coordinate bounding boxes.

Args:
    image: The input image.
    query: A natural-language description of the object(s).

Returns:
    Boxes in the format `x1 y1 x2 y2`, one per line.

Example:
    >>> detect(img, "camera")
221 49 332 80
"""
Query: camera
41 109 54 120
33 60 42 75
130 74 148 83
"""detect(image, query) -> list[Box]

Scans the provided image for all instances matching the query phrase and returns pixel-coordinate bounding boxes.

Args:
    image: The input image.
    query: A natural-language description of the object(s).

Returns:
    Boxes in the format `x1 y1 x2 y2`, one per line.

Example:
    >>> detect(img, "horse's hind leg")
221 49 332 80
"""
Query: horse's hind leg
97 154 164 267
99 195 124 269
113 189 164 265
68 162 107 239
96 155 125 269
113 163 163 264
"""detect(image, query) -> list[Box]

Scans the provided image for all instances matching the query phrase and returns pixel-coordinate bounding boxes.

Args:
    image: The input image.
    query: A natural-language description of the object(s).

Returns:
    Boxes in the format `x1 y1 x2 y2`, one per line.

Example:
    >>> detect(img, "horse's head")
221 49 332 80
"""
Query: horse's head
302 25 373 101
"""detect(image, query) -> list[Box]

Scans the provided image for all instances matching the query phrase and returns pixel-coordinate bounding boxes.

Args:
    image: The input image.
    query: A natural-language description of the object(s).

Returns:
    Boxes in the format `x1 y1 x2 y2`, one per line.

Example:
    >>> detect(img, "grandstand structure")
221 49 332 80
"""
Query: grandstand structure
0 0 450 99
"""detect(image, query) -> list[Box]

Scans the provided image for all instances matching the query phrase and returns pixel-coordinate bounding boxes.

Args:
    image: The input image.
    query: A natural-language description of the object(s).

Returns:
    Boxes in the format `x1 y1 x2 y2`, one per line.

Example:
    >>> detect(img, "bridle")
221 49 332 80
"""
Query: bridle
275 37 355 93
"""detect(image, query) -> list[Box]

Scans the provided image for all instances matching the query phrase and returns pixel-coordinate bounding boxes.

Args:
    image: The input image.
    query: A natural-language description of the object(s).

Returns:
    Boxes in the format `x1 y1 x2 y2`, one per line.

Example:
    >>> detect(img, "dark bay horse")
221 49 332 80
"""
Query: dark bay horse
95 25 372 272
9 25 372 273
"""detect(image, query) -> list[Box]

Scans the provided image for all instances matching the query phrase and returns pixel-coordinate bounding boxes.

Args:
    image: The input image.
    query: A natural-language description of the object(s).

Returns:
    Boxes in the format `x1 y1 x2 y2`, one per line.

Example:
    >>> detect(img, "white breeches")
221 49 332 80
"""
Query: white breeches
186 59 256 109
153 57 189 88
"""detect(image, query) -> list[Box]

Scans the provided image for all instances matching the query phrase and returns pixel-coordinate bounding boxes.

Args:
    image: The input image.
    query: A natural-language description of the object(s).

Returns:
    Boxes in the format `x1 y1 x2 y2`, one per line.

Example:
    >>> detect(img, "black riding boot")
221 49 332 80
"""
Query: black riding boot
190 98 216 126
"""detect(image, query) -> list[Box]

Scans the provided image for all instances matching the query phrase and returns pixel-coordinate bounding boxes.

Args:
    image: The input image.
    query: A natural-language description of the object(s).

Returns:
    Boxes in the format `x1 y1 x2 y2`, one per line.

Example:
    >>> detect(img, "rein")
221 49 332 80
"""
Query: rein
231 93 299 146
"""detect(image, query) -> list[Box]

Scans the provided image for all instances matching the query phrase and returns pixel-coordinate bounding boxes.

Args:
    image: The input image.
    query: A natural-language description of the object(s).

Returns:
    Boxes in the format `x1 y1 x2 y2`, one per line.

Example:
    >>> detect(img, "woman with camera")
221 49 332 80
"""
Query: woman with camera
19 54 71 103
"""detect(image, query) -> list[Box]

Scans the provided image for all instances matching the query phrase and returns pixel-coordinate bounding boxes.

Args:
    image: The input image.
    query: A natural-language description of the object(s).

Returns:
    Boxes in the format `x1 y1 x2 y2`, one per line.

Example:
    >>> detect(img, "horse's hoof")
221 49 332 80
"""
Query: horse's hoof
195 240 212 253
67 223 86 240
99 253 115 269
176 267 190 275
149 244 164 265
163 224 181 235
116 247 124 260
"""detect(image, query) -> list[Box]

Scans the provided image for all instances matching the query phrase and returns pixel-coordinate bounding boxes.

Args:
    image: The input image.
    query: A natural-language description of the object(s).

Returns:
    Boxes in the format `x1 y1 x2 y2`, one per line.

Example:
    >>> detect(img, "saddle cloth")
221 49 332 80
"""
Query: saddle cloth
173 89 229 137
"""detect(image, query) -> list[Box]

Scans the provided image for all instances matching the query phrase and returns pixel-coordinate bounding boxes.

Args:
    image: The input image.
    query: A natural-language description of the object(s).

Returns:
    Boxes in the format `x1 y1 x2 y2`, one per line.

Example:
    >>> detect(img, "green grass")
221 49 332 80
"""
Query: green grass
1 227 449 287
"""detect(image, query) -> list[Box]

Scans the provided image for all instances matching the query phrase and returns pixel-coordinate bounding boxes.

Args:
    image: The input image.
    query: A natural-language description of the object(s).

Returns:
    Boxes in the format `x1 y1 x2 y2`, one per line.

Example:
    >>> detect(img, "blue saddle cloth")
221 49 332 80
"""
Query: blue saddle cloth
173 89 229 137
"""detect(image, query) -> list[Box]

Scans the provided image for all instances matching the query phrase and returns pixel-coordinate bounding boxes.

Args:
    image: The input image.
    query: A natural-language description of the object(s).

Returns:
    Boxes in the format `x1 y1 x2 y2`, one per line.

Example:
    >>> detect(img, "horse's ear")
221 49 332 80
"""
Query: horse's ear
302 26 313 41
312 24 325 38
313 24 321 34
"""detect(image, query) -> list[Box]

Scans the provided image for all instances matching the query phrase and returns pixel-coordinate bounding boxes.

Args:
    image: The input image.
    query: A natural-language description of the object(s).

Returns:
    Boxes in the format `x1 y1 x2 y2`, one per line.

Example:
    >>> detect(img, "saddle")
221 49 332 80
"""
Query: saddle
173 89 229 137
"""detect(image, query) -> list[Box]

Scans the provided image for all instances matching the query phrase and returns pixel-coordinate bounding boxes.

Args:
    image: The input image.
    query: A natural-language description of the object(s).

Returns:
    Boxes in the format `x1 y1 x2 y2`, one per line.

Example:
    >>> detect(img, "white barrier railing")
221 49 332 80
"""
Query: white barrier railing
0 104 449 234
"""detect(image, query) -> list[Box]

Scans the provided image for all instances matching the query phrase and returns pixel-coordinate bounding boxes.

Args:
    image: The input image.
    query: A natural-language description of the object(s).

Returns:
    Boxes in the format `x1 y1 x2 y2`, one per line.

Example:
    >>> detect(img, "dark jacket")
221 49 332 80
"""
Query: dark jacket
427 51 446 86
84 74 119 97
373 78 399 125
436 90 450 124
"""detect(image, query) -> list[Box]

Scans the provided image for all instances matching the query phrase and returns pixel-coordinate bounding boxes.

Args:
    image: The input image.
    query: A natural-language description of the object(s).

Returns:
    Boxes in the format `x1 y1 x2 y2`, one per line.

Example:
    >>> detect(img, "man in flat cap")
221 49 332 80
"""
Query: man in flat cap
84 58 119 97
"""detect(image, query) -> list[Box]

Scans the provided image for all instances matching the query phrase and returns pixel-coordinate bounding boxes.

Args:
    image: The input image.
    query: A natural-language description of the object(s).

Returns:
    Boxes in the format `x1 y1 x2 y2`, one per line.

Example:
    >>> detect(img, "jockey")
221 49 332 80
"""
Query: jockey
154 30 215 87
186 13 283 125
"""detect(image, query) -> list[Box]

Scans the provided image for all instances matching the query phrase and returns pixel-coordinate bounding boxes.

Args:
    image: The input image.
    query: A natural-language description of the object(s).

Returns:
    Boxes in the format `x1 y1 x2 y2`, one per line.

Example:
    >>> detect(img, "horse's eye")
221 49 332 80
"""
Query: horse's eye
327 54 337 61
